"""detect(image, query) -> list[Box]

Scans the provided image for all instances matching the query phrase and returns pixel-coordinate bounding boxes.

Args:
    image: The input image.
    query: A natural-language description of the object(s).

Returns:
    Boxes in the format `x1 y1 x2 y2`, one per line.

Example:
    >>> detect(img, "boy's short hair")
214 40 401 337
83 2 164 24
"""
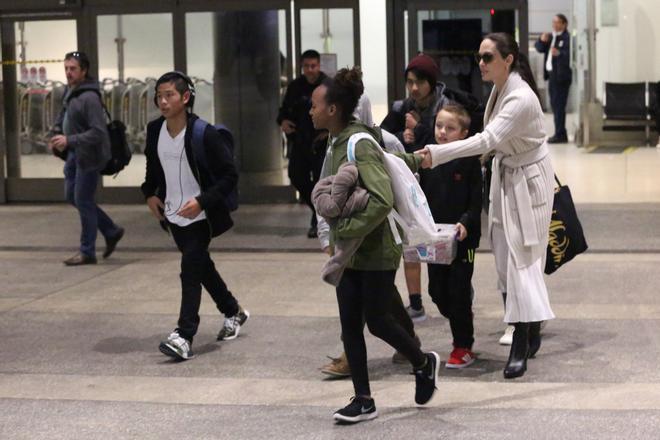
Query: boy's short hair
301 49 321 62
439 102 471 131
155 72 191 100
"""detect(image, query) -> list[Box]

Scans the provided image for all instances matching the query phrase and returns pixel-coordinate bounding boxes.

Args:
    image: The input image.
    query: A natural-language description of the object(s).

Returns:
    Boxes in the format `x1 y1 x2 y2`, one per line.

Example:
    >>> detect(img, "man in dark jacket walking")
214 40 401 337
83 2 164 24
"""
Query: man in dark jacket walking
49 51 124 266
535 13 572 143
141 71 249 361
277 49 328 238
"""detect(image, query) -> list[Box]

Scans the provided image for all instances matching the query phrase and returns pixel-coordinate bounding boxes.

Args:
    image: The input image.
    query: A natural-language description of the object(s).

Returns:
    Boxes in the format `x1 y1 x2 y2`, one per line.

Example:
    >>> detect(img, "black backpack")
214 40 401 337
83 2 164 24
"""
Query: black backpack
67 88 131 176
191 118 239 212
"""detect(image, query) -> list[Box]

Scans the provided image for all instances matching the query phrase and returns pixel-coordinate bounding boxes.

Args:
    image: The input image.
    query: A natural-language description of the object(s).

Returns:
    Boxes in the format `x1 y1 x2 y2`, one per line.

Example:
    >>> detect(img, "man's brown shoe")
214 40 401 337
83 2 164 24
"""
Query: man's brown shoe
321 352 351 378
63 253 97 266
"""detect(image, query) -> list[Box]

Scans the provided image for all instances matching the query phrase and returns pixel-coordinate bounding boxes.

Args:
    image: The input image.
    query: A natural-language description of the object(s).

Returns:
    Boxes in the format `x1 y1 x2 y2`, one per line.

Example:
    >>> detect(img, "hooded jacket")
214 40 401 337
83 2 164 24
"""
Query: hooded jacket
326 120 421 271
53 78 111 171
141 113 238 237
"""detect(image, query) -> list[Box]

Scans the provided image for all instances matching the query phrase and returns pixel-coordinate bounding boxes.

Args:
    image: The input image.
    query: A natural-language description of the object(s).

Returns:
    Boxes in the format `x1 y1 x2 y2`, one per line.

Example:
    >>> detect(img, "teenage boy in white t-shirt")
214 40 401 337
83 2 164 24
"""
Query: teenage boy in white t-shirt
141 71 249 360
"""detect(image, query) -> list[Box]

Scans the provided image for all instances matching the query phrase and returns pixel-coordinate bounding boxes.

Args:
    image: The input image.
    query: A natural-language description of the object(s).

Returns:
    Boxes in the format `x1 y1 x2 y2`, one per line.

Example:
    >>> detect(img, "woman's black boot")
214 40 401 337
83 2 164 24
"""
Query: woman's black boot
503 322 530 379
528 321 542 358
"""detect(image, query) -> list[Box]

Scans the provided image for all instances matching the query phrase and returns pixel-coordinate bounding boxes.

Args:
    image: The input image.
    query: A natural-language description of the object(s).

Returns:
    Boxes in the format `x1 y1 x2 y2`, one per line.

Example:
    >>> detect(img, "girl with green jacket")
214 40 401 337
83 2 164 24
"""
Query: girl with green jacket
309 67 440 424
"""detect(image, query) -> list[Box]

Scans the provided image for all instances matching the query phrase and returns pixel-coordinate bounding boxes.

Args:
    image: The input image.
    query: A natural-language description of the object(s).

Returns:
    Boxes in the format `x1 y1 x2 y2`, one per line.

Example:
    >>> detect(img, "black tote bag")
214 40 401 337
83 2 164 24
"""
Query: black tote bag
545 175 588 274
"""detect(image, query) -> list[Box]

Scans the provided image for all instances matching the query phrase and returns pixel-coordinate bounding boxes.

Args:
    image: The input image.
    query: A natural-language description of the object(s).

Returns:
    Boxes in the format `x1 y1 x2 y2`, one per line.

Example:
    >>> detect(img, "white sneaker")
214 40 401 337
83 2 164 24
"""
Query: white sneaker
159 331 195 360
499 325 515 346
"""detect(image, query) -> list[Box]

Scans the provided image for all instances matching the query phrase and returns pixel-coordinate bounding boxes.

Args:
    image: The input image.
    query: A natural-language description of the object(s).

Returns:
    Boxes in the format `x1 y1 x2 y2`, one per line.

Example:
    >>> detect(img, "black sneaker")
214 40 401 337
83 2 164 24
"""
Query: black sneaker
307 225 318 238
414 351 439 405
333 396 378 424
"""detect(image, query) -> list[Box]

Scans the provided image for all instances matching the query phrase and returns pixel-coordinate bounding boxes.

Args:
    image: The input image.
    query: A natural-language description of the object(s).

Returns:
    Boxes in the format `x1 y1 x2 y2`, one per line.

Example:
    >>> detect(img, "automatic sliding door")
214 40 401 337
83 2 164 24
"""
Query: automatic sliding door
7 20 77 179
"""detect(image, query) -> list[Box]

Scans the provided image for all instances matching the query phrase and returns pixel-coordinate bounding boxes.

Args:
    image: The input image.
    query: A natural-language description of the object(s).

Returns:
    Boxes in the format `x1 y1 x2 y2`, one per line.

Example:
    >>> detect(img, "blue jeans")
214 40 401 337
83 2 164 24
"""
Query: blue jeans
64 151 119 257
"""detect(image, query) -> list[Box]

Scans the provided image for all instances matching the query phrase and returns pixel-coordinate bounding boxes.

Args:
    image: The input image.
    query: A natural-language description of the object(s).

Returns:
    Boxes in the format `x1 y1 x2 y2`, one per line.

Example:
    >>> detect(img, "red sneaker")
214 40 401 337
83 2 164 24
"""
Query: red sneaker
445 347 476 369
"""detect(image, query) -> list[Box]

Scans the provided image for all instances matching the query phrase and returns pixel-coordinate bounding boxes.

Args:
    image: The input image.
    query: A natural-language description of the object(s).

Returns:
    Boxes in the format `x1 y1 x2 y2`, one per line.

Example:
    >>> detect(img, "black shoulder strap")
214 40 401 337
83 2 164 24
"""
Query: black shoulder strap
67 88 111 121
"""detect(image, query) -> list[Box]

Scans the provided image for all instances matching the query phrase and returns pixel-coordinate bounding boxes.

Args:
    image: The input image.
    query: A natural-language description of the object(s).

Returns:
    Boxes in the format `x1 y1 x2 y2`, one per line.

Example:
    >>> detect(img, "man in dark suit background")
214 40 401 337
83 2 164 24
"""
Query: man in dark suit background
535 13 572 143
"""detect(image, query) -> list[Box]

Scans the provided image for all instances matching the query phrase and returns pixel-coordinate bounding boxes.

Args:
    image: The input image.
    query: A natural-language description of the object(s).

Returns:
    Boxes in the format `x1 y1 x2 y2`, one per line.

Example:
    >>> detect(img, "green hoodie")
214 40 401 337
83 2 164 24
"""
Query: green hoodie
328 120 422 270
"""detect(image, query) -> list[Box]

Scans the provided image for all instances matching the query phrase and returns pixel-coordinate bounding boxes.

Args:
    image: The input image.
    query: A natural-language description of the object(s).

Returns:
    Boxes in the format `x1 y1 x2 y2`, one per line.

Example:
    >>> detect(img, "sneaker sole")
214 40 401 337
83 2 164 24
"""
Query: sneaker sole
445 358 475 369
410 314 427 323
159 342 194 360
499 338 513 346
321 370 351 378
416 351 440 406
333 410 378 424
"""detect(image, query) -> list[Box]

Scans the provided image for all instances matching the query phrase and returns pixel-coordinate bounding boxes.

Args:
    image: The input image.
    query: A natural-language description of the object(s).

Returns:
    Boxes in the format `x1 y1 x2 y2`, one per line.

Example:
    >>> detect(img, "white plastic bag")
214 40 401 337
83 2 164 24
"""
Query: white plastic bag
347 133 441 246
403 223 458 264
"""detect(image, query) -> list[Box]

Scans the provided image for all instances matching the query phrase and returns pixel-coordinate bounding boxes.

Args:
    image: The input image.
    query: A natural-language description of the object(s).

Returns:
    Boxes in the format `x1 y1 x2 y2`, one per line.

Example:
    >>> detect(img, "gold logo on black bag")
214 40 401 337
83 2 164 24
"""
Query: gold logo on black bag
548 210 570 263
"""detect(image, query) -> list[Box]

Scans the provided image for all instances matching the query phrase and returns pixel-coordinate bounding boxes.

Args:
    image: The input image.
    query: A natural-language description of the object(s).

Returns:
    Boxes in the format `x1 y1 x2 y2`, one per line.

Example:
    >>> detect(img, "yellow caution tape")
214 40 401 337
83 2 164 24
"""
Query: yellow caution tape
1 59 64 65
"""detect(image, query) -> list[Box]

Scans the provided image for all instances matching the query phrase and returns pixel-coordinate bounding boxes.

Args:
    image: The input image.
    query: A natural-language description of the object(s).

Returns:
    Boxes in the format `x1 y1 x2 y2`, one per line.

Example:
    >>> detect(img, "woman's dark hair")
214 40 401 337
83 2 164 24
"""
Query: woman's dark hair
484 32 541 101
321 66 364 124
556 13 568 26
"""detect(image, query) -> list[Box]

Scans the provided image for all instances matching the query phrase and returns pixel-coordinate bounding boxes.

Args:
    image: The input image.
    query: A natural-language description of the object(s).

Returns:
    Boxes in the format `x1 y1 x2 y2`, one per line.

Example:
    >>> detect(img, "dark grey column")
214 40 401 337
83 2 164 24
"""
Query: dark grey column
213 10 285 189
2 21 20 184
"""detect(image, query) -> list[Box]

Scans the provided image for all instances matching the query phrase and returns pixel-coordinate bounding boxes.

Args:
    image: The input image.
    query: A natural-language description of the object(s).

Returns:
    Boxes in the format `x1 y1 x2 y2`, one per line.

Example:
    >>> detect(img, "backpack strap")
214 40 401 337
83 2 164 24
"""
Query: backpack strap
67 88 112 121
191 118 214 184
346 132 403 245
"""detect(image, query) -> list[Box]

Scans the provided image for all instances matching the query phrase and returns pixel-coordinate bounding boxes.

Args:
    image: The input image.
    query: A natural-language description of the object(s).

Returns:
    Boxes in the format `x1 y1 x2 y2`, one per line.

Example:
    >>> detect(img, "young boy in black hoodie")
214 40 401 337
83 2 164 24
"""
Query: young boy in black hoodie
419 103 482 368
141 71 249 360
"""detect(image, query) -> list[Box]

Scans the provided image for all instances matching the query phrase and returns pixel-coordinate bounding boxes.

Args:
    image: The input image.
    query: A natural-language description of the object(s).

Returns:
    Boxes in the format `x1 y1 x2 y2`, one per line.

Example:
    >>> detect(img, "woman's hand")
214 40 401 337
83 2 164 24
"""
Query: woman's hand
414 147 432 169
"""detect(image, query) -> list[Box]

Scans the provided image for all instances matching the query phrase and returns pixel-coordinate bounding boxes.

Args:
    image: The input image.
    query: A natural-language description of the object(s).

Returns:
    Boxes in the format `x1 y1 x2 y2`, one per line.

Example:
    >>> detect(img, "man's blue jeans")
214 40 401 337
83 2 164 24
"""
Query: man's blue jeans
64 151 119 257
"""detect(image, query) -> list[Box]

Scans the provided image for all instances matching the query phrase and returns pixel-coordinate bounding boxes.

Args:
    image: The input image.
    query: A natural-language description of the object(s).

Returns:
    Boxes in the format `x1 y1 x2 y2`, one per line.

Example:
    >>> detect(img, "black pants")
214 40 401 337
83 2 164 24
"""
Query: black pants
427 246 475 349
169 220 239 342
288 144 324 226
337 269 426 397
549 78 571 138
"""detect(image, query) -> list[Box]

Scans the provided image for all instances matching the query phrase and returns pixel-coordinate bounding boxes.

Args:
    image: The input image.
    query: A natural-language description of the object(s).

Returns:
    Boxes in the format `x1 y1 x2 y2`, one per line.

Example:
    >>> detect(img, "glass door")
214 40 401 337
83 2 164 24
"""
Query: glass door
1 17 78 201
294 0 360 77
96 13 174 188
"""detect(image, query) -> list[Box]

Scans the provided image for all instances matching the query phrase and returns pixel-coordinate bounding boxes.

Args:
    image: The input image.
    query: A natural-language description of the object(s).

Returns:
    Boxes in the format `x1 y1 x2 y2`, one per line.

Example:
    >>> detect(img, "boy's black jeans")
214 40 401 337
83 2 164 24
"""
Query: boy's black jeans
427 245 476 349
169 220 239 342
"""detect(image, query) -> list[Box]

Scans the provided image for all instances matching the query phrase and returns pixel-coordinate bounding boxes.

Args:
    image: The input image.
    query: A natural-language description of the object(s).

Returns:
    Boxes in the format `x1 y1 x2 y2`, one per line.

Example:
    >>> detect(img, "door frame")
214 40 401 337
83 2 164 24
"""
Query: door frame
293 0 361 76
386 0 528 105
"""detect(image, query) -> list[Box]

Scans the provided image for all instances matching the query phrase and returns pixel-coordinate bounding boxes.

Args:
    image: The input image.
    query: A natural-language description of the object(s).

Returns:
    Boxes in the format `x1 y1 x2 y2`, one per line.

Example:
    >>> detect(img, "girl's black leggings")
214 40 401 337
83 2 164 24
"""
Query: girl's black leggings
336 268 426 397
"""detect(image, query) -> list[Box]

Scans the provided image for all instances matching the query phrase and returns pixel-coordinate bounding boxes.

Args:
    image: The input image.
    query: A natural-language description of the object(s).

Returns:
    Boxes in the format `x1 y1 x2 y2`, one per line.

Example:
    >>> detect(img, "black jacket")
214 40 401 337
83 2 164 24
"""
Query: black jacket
277 73 328 155
141 114 238 237
381 84 483 153
535 31 572 83
419 156 482 250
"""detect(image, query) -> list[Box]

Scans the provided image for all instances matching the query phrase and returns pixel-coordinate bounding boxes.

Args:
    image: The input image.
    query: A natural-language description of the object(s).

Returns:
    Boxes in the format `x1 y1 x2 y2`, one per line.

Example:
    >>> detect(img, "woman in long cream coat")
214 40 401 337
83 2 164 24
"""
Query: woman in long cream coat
418 33 555 379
